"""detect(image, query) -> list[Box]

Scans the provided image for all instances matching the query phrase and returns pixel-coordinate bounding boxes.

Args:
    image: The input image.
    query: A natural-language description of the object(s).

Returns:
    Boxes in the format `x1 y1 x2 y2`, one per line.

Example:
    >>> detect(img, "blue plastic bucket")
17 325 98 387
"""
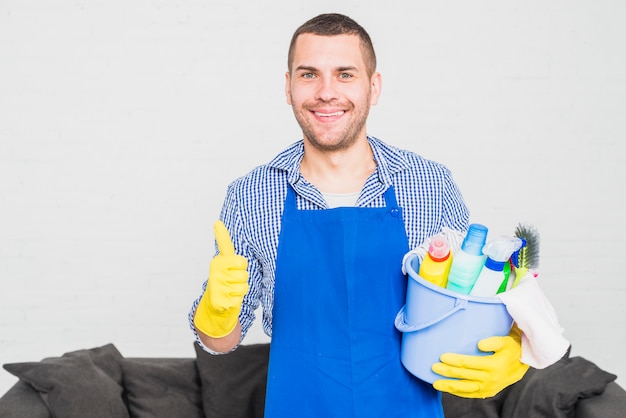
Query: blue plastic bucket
395 253 513 383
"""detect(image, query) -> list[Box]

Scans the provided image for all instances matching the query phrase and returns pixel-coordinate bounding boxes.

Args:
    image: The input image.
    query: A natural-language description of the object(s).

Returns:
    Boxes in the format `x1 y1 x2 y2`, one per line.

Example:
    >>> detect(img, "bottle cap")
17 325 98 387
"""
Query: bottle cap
428 234 450 261
484 257 506 271
461 223 488 256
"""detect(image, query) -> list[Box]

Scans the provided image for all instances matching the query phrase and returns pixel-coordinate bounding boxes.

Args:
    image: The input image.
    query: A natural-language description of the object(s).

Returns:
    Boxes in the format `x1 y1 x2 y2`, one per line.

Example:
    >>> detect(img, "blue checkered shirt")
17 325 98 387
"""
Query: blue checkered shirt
190 136 470 348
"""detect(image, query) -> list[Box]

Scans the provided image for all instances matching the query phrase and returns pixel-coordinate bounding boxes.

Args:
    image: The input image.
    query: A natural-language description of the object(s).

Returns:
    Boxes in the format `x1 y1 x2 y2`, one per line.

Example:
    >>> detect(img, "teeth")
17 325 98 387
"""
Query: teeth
315 111 344 117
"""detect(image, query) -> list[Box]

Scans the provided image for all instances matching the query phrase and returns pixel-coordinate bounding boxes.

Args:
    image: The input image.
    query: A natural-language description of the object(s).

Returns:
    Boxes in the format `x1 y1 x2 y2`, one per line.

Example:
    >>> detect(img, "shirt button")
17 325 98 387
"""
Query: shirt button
390 208 400 217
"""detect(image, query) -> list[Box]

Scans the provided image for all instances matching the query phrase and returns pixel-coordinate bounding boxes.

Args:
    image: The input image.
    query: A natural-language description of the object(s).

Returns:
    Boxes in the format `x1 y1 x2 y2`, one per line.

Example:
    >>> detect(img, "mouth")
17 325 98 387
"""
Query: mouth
313 110 345 117
310 109 346 123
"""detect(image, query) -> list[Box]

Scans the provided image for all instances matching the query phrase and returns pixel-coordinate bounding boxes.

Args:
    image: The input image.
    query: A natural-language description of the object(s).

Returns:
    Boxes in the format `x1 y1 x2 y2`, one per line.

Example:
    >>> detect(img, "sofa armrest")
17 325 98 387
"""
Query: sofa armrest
0 381 52 418
576 382 626 418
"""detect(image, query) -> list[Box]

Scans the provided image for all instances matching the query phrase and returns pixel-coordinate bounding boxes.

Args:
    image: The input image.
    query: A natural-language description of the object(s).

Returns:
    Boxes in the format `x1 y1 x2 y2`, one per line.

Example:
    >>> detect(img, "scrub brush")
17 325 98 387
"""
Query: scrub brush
511 223 540 288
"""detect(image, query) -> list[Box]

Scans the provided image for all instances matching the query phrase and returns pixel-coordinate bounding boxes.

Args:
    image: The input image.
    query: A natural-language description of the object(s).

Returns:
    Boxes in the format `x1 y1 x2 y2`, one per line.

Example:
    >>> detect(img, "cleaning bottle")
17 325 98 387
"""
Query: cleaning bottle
445 223 488 295
470 236 523 297
418 234 453 288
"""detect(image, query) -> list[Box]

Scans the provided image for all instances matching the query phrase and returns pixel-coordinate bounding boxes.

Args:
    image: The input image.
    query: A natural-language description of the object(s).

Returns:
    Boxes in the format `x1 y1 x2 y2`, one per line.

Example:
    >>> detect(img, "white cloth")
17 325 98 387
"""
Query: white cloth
498 272 570 369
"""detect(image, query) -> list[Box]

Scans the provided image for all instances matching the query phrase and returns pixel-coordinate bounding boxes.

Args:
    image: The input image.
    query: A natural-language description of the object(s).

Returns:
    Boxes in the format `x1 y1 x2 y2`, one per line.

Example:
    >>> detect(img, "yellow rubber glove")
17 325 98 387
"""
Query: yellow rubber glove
193 221 249 338
432 325 529 398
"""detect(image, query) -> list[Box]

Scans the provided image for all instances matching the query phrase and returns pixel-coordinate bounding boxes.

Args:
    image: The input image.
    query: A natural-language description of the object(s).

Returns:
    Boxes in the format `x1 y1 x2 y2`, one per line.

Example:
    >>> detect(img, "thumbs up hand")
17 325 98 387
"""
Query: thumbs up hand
194 221 249 338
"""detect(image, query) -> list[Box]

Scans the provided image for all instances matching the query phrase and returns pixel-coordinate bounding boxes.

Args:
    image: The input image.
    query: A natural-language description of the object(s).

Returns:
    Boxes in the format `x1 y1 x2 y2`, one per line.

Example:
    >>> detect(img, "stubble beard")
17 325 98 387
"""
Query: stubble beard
293 100 370 153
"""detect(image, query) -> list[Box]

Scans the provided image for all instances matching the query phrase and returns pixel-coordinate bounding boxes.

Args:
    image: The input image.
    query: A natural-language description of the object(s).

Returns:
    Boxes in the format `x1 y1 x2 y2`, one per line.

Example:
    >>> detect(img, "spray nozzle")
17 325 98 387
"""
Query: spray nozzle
482 236 524 263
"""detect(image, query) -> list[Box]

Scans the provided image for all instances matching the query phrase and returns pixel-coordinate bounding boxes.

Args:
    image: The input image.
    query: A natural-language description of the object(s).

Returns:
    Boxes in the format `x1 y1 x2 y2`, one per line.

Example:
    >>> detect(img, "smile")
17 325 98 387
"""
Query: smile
314 111 345 117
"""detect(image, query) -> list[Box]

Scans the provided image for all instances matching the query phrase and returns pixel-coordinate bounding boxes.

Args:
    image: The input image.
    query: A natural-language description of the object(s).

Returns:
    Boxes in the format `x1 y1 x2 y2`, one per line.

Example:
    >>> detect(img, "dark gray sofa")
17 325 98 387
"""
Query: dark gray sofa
1 342 624 418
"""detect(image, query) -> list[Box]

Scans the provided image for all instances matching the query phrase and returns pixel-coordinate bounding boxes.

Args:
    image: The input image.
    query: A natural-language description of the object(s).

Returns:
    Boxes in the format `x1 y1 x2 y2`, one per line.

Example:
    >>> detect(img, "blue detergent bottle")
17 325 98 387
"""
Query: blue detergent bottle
445 223 488 294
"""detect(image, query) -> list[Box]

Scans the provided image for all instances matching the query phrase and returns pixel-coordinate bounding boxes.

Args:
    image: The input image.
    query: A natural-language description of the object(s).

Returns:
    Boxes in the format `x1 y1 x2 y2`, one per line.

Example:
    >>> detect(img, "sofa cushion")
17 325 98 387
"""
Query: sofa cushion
0 380 52 418
194 342 269 418
3 351 128 418
442 354 618 418
120 358 203 418
500 356 617 418
61 343 124 386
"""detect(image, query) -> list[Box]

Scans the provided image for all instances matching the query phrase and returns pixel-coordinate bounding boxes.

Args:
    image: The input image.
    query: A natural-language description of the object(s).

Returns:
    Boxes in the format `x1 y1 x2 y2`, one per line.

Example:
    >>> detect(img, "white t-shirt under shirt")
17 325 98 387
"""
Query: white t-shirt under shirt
322 191 360 208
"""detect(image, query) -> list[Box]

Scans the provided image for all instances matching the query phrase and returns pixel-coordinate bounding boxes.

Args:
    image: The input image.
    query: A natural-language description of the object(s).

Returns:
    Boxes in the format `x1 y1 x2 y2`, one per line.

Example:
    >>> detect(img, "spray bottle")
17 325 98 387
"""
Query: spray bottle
470 236 523 297
445 223 488 295
418 234 453 288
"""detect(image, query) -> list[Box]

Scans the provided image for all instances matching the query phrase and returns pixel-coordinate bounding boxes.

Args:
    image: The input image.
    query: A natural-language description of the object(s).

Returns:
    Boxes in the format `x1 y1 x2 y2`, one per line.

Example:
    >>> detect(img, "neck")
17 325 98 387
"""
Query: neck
300 137 376 194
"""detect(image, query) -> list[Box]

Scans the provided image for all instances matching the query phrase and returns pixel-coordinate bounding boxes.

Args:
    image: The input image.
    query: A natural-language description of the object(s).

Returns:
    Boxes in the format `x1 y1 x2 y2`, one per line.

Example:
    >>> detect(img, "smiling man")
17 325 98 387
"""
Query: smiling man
287 31 380 195
190 13 527 417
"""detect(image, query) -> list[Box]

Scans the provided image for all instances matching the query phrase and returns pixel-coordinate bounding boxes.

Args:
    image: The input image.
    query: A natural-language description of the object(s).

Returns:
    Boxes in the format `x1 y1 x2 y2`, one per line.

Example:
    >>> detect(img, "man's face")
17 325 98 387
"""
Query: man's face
286 34 381 152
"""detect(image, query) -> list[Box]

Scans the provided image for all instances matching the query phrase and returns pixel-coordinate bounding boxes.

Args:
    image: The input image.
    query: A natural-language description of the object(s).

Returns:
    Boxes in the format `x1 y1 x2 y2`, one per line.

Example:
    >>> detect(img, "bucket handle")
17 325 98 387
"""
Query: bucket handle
394 298 469 333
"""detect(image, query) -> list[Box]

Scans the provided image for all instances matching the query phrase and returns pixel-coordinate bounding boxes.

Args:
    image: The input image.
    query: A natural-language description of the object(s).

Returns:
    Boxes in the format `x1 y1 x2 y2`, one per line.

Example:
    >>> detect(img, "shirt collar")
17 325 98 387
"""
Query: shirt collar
267 136 412 187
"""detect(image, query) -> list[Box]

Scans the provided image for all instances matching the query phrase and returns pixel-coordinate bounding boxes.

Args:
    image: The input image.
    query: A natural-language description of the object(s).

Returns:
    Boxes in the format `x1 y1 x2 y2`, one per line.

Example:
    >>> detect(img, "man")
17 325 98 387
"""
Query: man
190 13 528 417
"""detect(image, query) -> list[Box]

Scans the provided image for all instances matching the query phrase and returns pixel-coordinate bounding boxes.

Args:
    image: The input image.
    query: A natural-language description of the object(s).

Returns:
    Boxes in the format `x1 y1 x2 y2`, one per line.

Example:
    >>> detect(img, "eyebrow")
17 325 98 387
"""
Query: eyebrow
294 65 317 73
337 66 359 73
294 65 360 73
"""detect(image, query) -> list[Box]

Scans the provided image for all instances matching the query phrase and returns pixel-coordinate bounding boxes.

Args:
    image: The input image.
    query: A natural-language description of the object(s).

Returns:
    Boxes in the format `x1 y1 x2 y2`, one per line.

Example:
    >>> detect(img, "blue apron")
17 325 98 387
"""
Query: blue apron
265 185 442 417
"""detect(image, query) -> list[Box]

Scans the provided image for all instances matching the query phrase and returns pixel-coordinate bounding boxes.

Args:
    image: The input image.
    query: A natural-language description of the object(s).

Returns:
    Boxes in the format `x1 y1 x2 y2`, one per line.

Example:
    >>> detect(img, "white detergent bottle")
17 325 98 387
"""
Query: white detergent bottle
470 236 523 297
445 223 488 295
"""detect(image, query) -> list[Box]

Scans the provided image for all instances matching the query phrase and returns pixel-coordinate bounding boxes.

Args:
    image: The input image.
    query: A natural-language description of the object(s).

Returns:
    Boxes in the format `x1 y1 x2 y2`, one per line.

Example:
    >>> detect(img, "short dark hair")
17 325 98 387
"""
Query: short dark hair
287 13 377 77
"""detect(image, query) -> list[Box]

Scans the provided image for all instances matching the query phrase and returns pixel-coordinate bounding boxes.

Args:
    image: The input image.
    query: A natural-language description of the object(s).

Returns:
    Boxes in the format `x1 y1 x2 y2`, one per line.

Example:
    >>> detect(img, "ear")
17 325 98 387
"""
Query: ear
285 71 292 105
370 72 382 106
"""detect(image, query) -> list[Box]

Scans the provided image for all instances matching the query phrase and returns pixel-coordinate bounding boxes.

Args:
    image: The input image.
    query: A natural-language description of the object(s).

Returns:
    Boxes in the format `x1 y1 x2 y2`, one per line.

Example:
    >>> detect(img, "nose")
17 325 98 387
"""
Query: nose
315 76 339 102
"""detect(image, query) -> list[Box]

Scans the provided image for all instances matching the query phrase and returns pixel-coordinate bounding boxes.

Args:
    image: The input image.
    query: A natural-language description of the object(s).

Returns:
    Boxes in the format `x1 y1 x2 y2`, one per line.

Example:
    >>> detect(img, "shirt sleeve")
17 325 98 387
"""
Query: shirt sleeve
441 166 471 233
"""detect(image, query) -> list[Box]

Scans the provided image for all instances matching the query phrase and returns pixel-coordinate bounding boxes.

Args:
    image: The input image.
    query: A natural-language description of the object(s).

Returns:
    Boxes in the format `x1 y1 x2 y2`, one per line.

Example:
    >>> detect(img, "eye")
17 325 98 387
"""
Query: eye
339 72 353 79
302 72 316 79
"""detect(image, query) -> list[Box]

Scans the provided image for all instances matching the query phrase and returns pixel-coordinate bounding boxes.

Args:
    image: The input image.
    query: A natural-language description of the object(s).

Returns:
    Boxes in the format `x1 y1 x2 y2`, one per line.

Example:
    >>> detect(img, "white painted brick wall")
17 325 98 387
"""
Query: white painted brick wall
1 0 625 395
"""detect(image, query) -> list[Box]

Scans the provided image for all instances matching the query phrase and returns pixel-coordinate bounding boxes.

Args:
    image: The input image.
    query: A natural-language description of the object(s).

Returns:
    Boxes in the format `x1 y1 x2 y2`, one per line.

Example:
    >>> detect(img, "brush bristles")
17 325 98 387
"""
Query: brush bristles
514 223 540 269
